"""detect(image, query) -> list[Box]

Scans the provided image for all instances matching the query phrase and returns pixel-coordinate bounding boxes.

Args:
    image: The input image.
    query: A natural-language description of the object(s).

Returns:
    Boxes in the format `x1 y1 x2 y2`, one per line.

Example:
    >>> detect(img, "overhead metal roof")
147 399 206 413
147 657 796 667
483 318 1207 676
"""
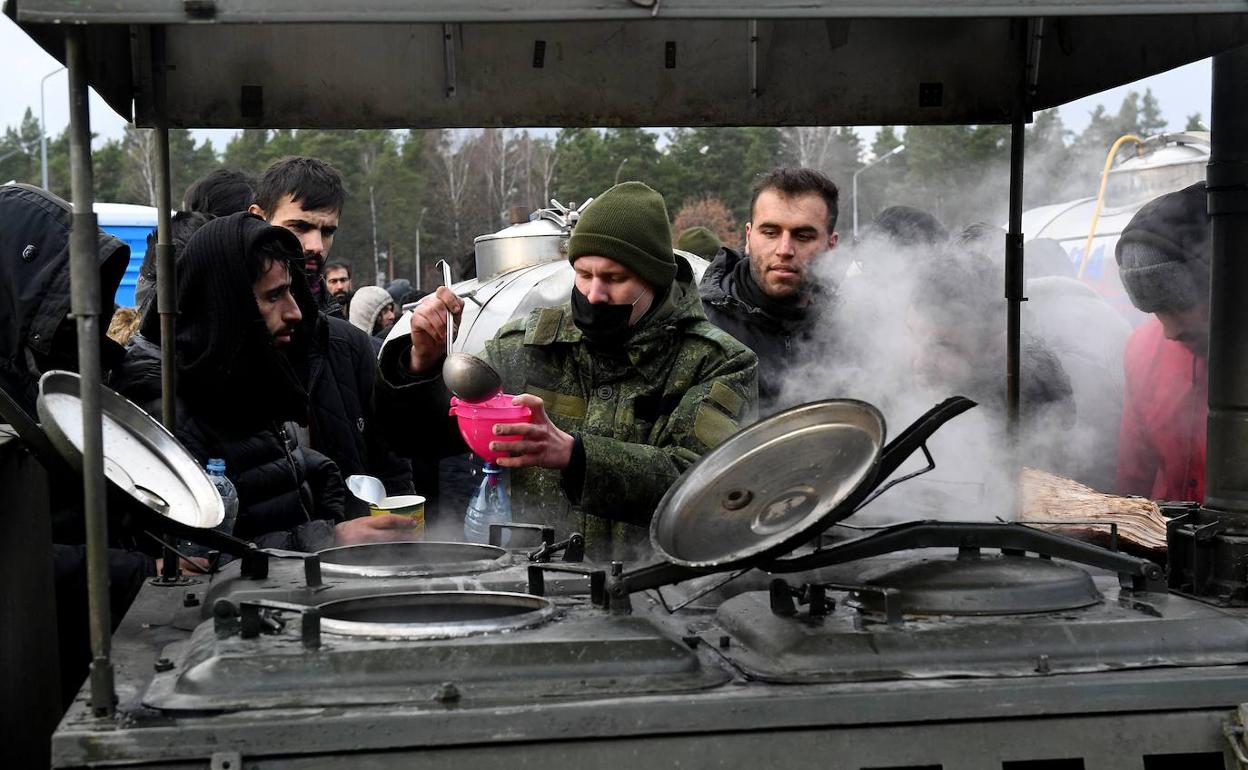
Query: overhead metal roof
7 1 1248 128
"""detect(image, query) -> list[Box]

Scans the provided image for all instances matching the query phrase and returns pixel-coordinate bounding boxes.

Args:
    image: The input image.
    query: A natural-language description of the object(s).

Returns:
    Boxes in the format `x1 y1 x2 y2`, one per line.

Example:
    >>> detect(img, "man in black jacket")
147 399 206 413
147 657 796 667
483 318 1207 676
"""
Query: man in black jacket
248 156 414 513
115 213 416 549
698 167 841 415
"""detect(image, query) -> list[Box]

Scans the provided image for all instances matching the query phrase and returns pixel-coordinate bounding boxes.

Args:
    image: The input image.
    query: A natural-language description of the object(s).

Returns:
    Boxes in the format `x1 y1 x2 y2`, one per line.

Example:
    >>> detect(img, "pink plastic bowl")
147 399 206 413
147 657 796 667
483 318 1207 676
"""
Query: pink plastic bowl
449 394 533 463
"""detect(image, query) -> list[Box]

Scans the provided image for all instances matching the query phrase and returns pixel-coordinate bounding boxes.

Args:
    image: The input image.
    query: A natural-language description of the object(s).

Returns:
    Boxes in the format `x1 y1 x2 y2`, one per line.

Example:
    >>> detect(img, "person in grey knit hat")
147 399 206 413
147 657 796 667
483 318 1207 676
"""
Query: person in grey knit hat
349 285 397 339
1115 181 1211 503
375 181 757 557
1115 181 1211 349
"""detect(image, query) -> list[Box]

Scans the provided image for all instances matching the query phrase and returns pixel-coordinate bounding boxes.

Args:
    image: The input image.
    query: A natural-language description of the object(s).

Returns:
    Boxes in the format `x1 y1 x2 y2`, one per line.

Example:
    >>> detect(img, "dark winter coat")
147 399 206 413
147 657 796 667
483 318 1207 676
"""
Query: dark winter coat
308 313 413 515
1117 317 1207 502
698 247 825 415
376 257 758 558
0 183 128 415
115 335 345 545
122 213 346 548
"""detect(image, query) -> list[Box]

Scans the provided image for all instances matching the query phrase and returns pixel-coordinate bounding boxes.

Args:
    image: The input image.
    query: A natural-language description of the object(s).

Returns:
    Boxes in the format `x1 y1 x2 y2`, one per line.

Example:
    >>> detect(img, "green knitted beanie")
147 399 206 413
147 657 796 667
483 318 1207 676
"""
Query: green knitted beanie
567 181 677 289
676 226 722 260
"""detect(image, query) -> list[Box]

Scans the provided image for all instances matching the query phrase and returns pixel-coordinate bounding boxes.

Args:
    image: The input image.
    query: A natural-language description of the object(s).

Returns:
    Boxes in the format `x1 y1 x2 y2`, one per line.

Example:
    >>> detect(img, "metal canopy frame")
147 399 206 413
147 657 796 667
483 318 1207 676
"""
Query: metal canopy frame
7 0 1248 718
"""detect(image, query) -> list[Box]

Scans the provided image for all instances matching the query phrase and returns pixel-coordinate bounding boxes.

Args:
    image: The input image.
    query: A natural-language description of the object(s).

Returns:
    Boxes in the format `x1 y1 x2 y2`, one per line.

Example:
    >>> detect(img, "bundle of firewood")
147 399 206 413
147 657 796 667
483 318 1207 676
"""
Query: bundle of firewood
1019 467 1167 551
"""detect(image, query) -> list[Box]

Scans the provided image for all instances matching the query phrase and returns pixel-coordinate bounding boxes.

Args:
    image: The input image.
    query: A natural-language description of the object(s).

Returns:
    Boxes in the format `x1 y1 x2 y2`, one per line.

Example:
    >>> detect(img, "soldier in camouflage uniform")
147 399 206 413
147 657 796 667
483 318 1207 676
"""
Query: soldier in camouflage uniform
376 182 758 558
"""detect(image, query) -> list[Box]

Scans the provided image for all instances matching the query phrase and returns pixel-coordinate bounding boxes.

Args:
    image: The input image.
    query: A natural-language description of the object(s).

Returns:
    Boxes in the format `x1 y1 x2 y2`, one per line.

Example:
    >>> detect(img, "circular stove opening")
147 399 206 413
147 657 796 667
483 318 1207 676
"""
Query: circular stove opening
318 591 557 640
317 541 508 578
850 554 1103 617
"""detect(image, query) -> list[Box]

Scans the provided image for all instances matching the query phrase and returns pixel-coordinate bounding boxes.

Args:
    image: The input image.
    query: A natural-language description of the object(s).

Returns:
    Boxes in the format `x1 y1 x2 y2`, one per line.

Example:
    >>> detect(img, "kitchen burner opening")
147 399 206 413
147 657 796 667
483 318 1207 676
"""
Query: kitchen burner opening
316 541 509 578
317 591 558 640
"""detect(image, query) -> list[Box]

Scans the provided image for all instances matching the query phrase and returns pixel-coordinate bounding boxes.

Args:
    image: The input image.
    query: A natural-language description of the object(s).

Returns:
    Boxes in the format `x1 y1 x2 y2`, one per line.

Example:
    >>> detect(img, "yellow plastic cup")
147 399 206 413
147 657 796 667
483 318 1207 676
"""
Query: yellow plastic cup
369 494 426 538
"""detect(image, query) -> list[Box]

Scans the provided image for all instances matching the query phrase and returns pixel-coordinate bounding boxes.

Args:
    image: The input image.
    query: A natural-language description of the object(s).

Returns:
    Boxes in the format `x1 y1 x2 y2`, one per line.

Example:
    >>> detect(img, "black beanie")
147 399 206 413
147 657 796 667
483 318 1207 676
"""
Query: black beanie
567 181 677 289
1115 182 1211 313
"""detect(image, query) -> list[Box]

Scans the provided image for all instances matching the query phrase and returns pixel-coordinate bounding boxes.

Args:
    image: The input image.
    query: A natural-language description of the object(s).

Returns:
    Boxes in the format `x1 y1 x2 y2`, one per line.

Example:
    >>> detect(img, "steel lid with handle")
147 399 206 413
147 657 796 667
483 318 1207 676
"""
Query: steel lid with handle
37 370 225 532
614 396 977 597
34 370 298 567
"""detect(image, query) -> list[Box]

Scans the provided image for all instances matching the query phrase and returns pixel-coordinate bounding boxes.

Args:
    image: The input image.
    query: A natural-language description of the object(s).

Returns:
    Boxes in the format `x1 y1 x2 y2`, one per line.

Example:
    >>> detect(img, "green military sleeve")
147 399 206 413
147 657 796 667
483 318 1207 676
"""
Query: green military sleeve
574 340 758 524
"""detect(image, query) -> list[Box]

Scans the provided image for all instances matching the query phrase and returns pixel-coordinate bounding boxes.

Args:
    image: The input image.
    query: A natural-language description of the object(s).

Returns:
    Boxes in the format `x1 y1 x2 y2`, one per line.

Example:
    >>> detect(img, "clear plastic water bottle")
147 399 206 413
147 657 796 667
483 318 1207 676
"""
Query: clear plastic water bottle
463 463 512 544
181 458 239 558
207 458 239 536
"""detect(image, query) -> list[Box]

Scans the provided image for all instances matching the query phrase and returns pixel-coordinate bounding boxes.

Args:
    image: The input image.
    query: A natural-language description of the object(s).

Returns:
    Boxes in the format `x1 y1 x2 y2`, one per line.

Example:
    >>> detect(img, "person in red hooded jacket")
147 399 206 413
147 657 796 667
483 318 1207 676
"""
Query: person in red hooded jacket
1115 182 1210 502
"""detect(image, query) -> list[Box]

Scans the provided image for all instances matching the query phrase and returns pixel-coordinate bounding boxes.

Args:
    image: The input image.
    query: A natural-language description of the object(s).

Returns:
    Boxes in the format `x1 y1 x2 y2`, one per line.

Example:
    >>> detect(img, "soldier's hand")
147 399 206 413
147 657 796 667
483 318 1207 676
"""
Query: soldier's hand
334 514 421 545
408 286 464 374
491 394 574 470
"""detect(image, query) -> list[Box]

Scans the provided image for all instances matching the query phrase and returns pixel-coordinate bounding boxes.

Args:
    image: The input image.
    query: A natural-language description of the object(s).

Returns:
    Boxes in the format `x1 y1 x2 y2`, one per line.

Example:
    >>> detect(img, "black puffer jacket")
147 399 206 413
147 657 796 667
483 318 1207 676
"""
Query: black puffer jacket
308 314 413 516
0 184 128 415
698 247 826 414
119 213 346 548
115 335 345 542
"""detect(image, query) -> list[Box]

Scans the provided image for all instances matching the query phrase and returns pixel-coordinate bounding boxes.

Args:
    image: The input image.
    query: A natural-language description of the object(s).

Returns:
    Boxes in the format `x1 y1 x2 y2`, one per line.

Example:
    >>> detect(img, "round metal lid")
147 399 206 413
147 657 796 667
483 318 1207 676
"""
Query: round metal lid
318 590 557 640
36 370 223 529
651 400 885 569
317 541 509 578
851 555 1102 617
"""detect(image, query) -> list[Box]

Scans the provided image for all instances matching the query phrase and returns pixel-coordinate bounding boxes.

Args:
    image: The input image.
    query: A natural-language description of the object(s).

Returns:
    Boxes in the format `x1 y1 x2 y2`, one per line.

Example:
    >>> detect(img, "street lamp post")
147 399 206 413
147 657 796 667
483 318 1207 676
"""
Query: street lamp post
40 66 66 190
614 157 631 185
414 206 428 291
851 143 906 239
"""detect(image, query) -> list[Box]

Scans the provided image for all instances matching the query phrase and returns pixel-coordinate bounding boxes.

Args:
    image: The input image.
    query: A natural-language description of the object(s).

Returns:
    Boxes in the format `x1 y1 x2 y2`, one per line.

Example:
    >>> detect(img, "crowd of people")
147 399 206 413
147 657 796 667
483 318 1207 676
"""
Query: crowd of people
0 153 1212 702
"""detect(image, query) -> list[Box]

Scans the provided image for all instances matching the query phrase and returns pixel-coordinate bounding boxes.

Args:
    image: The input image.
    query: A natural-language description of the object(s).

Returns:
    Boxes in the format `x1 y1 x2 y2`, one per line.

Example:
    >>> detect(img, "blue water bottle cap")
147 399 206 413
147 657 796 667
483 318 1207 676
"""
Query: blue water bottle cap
207 458 226 474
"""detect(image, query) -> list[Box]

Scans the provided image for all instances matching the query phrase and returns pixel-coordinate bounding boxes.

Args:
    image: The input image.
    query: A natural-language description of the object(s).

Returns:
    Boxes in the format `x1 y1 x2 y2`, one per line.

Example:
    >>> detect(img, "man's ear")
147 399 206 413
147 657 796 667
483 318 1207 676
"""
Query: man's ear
247 204 267 219
827 231 840 251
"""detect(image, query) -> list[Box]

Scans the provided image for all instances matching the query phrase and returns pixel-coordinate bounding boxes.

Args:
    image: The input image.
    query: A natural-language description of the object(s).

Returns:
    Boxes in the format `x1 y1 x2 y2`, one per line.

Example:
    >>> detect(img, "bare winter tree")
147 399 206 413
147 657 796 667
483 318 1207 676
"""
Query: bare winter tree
122 126 159 207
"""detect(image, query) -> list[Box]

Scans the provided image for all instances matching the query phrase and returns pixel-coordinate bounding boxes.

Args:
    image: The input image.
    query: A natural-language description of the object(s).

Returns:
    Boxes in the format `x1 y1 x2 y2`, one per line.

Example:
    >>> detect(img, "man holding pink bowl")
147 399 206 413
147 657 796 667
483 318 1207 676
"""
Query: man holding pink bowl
377 182 758 559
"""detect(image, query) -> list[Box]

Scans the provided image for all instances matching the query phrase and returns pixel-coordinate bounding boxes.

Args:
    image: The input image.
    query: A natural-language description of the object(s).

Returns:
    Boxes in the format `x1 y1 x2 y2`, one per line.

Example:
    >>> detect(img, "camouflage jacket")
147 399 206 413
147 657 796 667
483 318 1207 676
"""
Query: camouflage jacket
376 259 758 558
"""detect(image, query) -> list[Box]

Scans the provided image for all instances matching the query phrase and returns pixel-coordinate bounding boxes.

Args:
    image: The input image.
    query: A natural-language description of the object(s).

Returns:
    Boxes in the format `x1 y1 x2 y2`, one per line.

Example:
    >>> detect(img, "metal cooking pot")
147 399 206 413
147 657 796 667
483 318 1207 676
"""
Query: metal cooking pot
473 214 569 282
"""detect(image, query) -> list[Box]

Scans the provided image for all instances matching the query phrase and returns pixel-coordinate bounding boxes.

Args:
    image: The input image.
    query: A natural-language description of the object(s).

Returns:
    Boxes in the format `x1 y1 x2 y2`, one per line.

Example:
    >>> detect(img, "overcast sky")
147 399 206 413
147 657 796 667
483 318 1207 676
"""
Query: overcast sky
2 13 1213 156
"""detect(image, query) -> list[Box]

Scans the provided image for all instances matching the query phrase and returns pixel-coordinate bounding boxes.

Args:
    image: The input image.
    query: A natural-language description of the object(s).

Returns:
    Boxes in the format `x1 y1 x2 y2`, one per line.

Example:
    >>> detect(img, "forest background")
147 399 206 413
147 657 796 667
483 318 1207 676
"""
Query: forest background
0 89 1204 288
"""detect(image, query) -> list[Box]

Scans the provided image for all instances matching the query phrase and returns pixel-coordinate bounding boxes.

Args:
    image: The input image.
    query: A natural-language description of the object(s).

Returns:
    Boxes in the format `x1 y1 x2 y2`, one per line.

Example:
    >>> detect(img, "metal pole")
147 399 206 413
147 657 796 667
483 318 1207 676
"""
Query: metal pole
1204 45 1248 516
40 66 65 190
850 144 904 239
66 27 116 718
1005 120 1025 443
415 206 427 292
151 29 177 430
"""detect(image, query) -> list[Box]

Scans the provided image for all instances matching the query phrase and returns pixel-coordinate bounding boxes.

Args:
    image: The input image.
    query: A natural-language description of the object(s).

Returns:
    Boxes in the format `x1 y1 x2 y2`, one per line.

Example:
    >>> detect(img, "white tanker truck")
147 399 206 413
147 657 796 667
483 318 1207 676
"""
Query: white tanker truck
1022 130 1210 324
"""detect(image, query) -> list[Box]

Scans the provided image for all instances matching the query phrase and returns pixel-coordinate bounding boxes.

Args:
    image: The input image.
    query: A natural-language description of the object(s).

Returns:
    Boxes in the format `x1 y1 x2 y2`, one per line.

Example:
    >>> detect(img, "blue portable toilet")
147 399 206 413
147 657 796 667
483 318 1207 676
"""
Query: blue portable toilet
95 202 158 308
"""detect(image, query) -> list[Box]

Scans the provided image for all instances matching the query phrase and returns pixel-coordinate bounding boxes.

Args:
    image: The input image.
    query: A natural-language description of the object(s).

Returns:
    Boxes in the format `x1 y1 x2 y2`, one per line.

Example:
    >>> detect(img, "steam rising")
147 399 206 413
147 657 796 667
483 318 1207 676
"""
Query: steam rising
773 219 1128 527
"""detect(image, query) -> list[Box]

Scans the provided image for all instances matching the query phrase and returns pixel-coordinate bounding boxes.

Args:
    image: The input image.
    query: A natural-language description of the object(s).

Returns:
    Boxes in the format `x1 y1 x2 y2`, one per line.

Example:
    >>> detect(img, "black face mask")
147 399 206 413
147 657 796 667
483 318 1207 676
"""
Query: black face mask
570 287 644 349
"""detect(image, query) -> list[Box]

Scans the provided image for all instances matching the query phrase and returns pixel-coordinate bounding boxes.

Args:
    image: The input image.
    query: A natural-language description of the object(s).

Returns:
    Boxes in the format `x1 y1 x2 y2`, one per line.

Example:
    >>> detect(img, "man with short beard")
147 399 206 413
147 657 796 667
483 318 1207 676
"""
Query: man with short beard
699 167 840 415
1115 182 1211 501
325 260 353 311
250 156 414 514
115 213 417 549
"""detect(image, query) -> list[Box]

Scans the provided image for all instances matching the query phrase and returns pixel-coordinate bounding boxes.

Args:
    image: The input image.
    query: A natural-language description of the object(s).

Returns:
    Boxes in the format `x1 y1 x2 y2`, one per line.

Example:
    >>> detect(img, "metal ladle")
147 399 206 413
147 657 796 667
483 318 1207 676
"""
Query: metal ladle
436 259 502 403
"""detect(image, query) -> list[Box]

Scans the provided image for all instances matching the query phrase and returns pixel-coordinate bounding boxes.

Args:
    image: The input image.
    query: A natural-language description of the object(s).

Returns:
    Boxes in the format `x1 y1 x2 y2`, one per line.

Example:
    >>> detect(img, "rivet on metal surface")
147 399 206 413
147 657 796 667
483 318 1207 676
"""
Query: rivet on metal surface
154 657 174 673
722 488 753 511
434 681 461 703
210 751 242 770
1035 654 1052 674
